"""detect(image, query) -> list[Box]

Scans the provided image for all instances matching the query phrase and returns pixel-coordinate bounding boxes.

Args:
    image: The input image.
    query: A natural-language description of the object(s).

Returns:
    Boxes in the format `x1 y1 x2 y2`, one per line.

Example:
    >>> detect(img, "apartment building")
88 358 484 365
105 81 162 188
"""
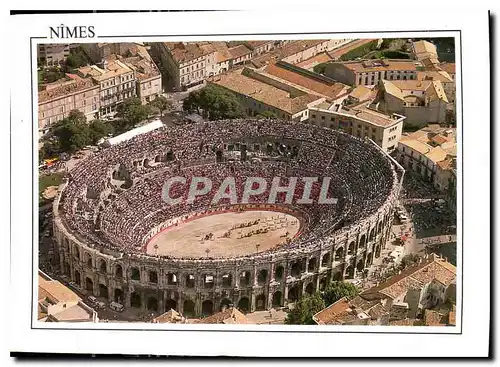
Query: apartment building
375 79 449 127
308 99 405 153
38 43 70 66
396 125 457 191
210 67 325 121
412 40 439 62
323 59 420 86
38 75 100 134
77 60 136 117
417 70 455 107
81 42 146 63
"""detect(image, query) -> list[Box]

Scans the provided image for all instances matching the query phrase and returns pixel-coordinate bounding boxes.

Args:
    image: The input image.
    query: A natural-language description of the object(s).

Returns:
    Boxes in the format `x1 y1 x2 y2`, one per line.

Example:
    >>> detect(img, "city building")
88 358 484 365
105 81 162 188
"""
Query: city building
412 40 439 63
38 74 100 134
417 70 455 108
38 271 98 323
38 43 70 66
307 86 405 153
396 125 457 192
195 307 249 324
210 67 325 121
313 254 456 326
374 79 449 126
81 42 146 64
77 59 136 117
322 59 420 86
151 309 186 324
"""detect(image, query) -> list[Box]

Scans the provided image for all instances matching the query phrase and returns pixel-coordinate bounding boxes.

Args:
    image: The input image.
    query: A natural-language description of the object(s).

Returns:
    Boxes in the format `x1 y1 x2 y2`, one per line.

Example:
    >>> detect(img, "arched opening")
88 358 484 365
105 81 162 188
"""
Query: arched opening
319 277 327 291
219 298 232 311
183 300 195 318
85 253 92 268
239 271 251 287
166 151 174 161
369 228 375 241
345 265 354 279
366 252 374 266
115 265 123 278
288 286 299 302
308 258 317 273
222 273 232 287
335 247 344 261
130 292 141 308
215 150 223 162
98 284 108 299
290 262 301 277
257 269 268 285
357 259 364 272
74 249 80 260
375 245 381 258
74 270 81 286
348 241 355 255
130 267 140 281
85 277 93 293
321 253 330 267
63 262 70 275
203 274 214 289
333 272 343 281
378 222 383 234
98 259 107 273
166 273 177 285
149 271 158 284
359 234 366 248
154 155 161 163
256 294 266 311
272 291 282 307
275 265 284 281
186 274 195 288
114 288 124 303
238 297 250 312
165 299 177 312
147 296 158 311
202 300 214 316
305 283 314 296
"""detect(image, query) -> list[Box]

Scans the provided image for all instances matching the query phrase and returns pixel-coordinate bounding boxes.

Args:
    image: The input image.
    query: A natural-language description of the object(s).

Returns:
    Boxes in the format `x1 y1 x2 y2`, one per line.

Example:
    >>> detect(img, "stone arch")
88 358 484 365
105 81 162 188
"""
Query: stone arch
319 277 328 291
166 272 177 285
165 299 177 311
219 298 232 311
321 253 330 267
149 270 158 284
366 252 374 266
272 291 282 307
154 154 161 163
275 265 284 280
357 258 364 272
369 228 376 242
203 274 215 289
130 267 140 281
308 257 317 272
221 273 232 287
201 300 214 316
130 292 141 308
238 297 250 312
186 274 195 288
74 248 80 260
359 234 367 248
333 272 343 281
147 296 158 311
183 300 195 317
239 271 251 287
335 247 344 261
98 283 108 298
305 282 314 296
74 270 81 286
290 261 301 277
85 252 92 267
257 269 268 285
288 286 299 302
256 294 266 311
377 221 383 234
114 288 124 303
345 264 354 279
375 245 382 258
348 241 355 255
115 264 123 278
85 277 93 293
98 259 107 273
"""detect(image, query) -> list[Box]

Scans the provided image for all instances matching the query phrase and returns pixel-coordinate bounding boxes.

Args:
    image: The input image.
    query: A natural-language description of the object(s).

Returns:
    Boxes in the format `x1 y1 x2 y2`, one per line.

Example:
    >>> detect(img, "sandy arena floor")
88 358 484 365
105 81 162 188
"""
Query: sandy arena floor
146 210 301 258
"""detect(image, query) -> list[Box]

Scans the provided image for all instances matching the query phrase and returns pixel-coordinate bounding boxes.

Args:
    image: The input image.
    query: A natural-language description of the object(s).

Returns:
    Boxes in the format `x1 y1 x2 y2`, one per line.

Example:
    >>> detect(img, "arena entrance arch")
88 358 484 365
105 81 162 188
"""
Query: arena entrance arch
114 289 124 303
257 269 268 285
305 283 314 296
165 299 177 312
202 300 214 316
335 247 344 261
319 277 327 291
345 265 354 279
115 265 123 278
85 277 93 293
275 266 284 281
238 297 250 312
321 253 330 267
308 258 317 273
74 270 81 286
147 296 158 311
290 262 301 277
221 274 232 287
348 241 355 255
288 286 299 302
239 271 251 287
130 292 141 308
183 300 195 318
98 284 108 299
366 252 374 266
219 298 232 311
356 259 364 272
255 294 266 311
272 291 282 307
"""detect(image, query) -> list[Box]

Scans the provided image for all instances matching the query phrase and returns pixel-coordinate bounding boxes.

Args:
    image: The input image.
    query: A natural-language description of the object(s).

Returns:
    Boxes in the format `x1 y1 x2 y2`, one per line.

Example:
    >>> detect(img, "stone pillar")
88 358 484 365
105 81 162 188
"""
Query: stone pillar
250 292 256 312
125 289 131 308
158 290 164 312
194 296 202 317
59 252 65 274
178 292 184 315
92 275 99 297
253 265 258 286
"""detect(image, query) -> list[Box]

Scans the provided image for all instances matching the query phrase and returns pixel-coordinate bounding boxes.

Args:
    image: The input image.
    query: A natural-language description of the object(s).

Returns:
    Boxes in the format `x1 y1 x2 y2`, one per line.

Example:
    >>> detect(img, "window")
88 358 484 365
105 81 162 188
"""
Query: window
321 115 325 120
311 114 316 119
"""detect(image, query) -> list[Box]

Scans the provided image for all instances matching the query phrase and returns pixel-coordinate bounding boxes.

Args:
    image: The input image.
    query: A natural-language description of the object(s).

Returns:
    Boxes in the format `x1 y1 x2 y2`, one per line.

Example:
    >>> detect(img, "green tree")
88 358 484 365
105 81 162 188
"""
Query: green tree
183 84 246 121
322 281 359 306
256 110 278 119
88 119 114 144
285 293 325 325
149 95 173 116
116 97 152 128
399 253 422 271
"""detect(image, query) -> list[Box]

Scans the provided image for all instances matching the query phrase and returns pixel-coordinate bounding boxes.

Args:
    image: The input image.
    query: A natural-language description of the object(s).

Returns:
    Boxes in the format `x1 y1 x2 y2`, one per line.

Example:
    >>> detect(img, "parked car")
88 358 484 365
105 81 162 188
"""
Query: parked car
109 302 124 312
88 296 98 306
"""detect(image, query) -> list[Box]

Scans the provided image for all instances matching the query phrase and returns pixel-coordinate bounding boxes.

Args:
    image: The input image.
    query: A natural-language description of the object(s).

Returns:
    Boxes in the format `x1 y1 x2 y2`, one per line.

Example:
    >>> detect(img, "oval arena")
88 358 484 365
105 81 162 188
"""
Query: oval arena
52 119 404 318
